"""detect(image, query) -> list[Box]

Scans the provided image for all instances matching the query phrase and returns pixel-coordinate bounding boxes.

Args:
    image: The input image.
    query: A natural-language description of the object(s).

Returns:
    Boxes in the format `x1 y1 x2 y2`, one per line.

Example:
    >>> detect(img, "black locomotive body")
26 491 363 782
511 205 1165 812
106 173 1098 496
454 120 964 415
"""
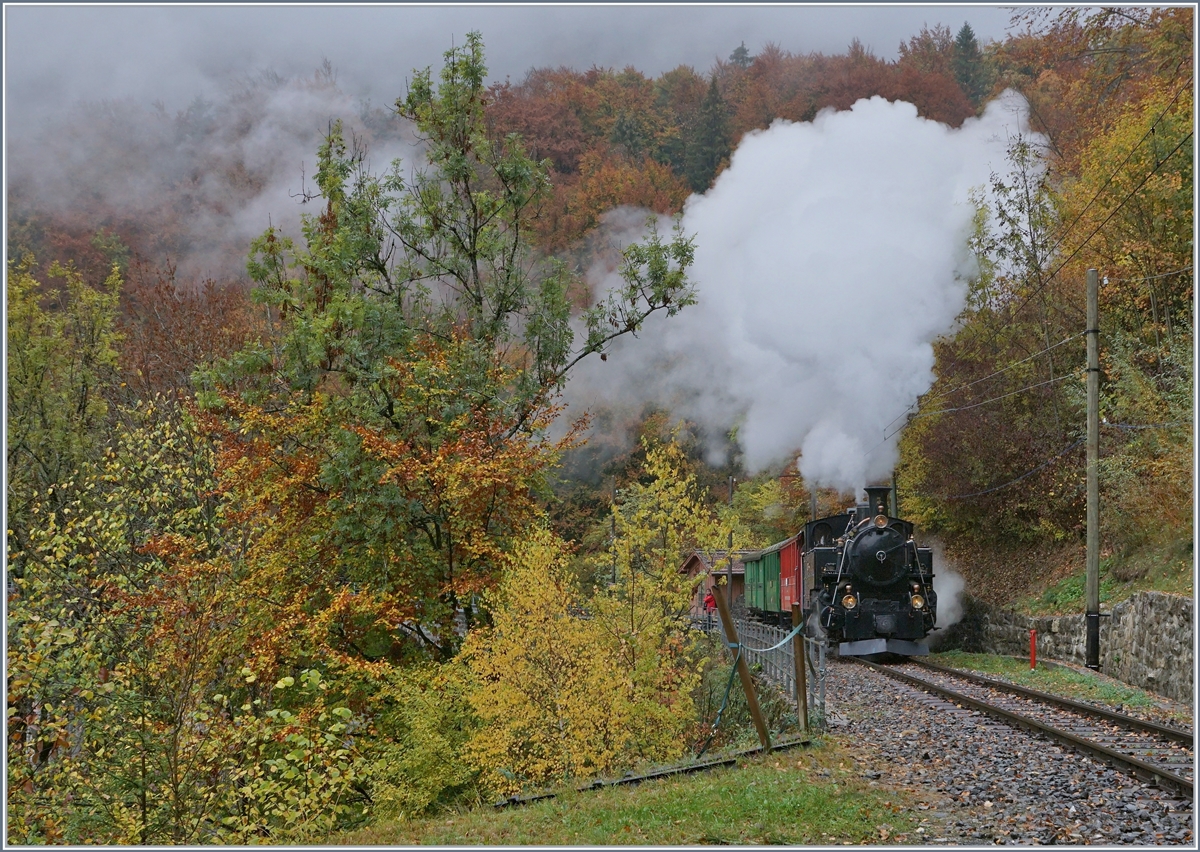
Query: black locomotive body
805 485 936 656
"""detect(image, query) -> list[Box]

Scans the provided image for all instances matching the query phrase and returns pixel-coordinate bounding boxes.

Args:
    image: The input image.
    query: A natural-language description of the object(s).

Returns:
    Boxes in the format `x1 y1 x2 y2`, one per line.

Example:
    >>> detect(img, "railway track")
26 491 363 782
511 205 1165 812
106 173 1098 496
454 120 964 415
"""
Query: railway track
856 657 1194 799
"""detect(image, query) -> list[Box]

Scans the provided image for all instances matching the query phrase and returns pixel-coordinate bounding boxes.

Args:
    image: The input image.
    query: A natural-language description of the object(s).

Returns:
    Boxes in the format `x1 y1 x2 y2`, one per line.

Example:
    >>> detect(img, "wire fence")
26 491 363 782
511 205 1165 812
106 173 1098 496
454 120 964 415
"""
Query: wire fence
698 616 828 731
734 619 798 693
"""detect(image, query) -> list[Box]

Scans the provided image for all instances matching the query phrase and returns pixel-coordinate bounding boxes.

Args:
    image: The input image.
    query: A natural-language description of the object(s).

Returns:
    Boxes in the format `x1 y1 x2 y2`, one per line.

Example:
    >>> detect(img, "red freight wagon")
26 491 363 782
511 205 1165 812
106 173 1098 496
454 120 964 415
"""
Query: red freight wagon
779 533 804 614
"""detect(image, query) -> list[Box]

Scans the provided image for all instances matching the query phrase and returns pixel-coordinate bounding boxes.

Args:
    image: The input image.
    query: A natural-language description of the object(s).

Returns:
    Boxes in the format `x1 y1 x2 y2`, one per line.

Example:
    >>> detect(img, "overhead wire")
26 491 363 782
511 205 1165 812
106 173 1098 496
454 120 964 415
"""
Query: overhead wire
878 366 1085 446
989 126 1194 330
1045 131 1193 283
1107 265 1193 283
909 371 1083 422
867 80 1191 467
872 251 1186 455
879 332 1085 437
943 75 1192 376
938 414 1190 503
942 438 1085 500
1103 420 1189 431
924 332 1083 406
1041 75 1193 265
899 126 1195 451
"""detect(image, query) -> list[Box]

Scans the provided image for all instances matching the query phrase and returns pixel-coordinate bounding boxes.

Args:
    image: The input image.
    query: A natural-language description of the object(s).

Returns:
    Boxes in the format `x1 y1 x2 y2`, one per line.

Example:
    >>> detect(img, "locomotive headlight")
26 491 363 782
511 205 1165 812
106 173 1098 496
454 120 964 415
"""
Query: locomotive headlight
841 594 858 609
910 594 926 610
873 514 888 528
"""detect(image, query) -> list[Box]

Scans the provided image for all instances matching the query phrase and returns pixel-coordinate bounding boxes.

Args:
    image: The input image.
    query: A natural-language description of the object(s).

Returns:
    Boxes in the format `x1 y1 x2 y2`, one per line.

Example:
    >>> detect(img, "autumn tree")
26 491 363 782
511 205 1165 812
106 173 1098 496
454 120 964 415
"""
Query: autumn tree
466 436 723 796
8 400 232 843
899 136 1086 546
1052 48 1193 564
197 32 698 668
587 437 726 758
6 259 122 558
463 527 618 794
899 9 1193 587
116 259 263 403
898 23 955 77
991 7 1192 174
487 68 590 175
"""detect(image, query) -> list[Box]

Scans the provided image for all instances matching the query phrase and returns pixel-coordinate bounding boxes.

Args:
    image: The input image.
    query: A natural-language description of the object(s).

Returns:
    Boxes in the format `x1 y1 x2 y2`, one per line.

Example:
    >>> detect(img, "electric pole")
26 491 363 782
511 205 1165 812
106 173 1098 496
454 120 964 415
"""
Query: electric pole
1085 268 1101 670
727 476 734 597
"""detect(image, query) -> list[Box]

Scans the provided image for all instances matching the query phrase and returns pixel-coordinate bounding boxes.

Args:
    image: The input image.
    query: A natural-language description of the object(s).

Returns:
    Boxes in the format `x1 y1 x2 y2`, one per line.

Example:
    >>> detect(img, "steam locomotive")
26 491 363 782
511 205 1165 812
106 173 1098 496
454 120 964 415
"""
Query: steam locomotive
742 484 936 656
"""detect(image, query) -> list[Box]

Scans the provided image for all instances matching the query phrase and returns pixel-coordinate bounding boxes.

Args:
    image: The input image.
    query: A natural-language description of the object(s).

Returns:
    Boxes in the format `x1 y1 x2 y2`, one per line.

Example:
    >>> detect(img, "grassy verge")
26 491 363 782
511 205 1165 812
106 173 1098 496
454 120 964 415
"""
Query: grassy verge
1014 539 1192 616
328 740 918 845
929 650 1184 718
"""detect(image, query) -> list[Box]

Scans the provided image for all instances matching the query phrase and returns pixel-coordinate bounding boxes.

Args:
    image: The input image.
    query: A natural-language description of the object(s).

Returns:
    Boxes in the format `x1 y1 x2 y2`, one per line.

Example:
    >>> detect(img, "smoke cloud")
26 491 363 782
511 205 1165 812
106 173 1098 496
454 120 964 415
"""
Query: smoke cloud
568 91 1035 493
934 568 968 630
927 537 967 629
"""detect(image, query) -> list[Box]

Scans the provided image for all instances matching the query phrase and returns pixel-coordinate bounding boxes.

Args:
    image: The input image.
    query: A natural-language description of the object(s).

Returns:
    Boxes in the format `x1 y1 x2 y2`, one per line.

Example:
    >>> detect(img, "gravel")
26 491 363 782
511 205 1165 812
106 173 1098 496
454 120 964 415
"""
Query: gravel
821 660 1196 845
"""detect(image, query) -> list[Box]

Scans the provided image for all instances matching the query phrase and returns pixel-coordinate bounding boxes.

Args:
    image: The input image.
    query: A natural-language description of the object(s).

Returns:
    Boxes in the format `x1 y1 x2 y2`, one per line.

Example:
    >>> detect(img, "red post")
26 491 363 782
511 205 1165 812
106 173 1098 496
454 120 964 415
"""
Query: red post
1029 628 1037 670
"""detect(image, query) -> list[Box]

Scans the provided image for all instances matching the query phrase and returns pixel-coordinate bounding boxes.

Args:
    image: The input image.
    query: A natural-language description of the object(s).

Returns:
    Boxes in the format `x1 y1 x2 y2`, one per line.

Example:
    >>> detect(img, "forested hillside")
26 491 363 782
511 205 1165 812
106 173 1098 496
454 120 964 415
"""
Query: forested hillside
6 9 1192 842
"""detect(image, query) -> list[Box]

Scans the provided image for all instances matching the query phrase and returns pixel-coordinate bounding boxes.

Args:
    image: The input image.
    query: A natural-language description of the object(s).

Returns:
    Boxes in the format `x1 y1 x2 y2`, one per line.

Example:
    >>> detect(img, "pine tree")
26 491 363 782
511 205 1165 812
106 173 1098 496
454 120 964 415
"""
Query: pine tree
685 76 731 193
729 41 754 69
952 22 988 107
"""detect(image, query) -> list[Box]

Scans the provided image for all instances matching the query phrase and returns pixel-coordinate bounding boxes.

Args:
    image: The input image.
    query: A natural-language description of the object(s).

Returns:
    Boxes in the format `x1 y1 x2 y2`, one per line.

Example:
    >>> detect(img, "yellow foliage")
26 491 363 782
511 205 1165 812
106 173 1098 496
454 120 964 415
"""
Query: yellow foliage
365 662 481 820
464 526 622 794
464 435 731 796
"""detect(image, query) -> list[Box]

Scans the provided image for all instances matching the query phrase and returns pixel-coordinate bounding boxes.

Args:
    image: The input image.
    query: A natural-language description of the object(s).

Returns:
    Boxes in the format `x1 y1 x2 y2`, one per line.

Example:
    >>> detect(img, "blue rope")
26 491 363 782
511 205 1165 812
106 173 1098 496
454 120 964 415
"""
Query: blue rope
695 644 742 759
694 624 805 758
736 622 805 653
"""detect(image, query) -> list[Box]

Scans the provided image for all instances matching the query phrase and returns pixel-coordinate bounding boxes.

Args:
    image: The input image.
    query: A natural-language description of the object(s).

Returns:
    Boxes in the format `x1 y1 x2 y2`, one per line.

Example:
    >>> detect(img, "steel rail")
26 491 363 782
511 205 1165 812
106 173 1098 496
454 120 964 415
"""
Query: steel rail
855 659 1193 799
913 659 1193 746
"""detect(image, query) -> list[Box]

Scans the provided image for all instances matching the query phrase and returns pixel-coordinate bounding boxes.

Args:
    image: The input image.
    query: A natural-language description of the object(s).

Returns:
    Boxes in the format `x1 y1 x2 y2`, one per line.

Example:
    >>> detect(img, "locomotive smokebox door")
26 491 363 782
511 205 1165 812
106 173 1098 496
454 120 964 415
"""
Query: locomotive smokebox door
848 526 907 587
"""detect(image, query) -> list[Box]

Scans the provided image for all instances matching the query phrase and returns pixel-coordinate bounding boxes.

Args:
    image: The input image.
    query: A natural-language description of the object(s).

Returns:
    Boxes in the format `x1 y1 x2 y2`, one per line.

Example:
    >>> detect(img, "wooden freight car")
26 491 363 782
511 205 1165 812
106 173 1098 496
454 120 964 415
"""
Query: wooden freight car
743 533 805 626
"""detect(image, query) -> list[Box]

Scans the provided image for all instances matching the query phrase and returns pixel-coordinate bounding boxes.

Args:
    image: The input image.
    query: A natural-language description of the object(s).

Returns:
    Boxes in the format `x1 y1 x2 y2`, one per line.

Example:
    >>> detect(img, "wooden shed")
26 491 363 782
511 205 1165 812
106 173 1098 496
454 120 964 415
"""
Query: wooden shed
679 550 752 619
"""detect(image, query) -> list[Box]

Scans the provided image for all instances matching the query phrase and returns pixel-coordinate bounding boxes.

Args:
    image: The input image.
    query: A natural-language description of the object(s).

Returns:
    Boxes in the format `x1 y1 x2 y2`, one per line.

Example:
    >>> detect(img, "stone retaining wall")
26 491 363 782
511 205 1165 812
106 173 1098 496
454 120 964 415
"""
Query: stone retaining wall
931 591 1193 704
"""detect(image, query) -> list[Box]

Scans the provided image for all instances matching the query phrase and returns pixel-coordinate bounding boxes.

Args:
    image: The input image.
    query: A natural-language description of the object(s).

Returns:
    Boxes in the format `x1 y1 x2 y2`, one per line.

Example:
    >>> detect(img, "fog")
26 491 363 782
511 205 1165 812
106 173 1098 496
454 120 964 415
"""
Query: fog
6 5 1020 124
7 71 421 281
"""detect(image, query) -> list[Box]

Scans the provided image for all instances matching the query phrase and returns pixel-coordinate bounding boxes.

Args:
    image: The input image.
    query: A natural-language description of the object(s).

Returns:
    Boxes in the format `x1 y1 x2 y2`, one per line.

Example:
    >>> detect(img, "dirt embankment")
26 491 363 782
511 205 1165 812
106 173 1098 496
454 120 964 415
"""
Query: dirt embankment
939 539 1083 607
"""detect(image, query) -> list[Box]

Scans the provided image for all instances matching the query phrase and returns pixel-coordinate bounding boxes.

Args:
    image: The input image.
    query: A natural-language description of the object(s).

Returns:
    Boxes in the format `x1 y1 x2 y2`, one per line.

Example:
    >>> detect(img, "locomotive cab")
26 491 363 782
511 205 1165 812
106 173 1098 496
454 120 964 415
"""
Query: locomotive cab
805 485 936 657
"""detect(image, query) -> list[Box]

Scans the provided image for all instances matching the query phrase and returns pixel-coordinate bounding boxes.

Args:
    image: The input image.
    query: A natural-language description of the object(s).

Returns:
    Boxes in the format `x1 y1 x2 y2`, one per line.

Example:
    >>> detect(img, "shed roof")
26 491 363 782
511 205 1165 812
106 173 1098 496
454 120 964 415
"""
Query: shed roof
679 549 751 577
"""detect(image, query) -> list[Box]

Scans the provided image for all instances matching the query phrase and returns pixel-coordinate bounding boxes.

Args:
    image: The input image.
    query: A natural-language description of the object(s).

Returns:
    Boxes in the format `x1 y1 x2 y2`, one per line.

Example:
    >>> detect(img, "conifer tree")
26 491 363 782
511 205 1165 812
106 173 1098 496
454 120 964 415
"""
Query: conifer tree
729 41 754 68
952 22 988 106
685 76 731 193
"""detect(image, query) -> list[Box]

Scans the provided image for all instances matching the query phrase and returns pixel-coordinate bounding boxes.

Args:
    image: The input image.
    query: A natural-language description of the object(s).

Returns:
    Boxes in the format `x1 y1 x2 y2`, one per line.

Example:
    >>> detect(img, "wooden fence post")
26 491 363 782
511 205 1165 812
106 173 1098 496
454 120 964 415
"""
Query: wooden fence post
712 584 771 750
792 603 809 733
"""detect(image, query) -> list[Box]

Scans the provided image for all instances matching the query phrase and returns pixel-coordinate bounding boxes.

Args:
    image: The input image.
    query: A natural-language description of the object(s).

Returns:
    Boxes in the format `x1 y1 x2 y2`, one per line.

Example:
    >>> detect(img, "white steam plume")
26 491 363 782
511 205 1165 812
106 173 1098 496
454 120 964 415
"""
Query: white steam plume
567 91 1036 492
927 538 966 628
934 568 967 630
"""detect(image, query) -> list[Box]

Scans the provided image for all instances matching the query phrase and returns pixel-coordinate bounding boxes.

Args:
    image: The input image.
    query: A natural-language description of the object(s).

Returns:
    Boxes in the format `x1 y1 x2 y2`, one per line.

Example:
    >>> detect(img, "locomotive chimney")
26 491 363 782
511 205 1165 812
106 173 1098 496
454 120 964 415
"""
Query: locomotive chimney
864 484 893 518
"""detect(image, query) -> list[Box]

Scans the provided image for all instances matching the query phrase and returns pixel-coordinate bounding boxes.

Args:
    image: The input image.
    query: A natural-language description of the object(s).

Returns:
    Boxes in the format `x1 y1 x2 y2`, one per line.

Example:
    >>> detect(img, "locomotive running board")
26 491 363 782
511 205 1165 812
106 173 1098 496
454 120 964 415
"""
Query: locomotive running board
839 638 929 656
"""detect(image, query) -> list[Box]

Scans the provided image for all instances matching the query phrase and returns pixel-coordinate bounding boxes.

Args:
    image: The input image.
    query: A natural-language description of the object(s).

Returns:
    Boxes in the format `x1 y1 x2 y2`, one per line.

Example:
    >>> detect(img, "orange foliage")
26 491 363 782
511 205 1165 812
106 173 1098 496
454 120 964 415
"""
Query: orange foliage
715 41 974 143
117 259 265 401
192 333 580 674
539 149 691 248
993 7 1193 174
